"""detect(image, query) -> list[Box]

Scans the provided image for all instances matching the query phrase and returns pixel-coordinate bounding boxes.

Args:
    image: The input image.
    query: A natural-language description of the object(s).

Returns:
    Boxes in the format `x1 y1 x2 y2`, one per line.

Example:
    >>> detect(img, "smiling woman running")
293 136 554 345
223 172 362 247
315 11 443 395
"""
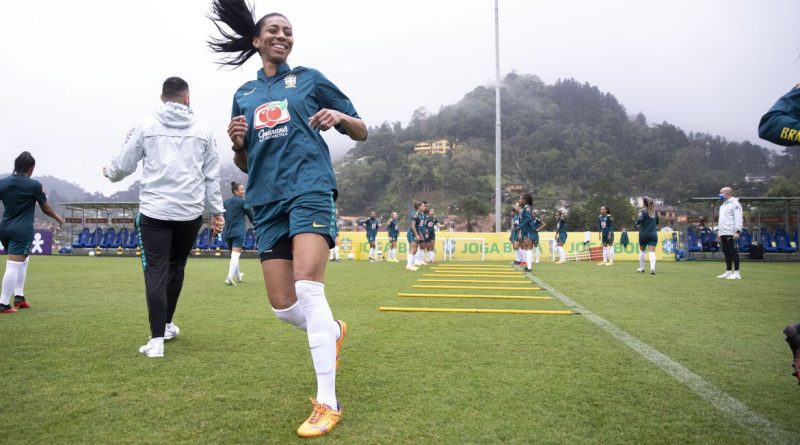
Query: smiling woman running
209 0 367 437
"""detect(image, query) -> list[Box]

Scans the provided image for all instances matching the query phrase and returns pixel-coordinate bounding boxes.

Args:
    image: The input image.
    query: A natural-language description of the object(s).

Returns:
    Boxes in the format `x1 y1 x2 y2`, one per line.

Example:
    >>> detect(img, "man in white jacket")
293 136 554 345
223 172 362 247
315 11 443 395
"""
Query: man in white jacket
104 77 225 357
716 186 743 280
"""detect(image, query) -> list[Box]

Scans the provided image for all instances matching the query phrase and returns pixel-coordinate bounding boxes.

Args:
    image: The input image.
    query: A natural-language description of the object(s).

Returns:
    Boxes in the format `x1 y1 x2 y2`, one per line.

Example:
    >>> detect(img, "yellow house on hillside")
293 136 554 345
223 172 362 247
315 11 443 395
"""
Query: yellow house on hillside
414 139 453 155
414 142 432 154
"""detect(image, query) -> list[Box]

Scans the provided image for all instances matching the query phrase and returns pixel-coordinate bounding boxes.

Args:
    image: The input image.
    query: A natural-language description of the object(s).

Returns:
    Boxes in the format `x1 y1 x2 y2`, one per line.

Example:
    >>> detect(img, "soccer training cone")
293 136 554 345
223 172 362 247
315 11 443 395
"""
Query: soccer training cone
214 247 221 257
116 246 123 256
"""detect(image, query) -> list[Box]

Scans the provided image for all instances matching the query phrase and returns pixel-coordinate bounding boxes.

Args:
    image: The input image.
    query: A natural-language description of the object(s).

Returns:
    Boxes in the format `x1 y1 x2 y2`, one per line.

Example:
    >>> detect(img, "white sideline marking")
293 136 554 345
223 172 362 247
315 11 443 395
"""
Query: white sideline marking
526 273 797 445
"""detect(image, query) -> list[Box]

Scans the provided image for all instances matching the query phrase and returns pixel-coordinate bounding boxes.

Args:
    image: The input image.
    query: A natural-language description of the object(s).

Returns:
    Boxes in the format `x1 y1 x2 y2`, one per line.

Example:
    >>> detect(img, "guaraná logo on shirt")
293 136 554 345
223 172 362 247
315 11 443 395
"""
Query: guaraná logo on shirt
254 99 291 129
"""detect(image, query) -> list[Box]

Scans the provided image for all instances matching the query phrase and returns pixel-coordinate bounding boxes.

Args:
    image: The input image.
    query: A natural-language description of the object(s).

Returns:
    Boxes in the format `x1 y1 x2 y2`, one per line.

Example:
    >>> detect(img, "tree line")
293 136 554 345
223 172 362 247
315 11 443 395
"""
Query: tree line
334 73 799 230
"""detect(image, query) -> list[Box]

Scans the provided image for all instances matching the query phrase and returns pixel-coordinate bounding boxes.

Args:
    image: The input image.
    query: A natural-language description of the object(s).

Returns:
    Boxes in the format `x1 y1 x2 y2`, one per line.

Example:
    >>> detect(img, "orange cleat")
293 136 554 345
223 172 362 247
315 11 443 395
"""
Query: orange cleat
297 398 342 438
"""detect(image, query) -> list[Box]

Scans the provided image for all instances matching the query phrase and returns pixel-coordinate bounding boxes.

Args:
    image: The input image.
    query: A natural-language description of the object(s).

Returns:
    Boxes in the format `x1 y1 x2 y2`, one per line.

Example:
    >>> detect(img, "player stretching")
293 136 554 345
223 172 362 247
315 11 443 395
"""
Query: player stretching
386 211 399 262
415 204 428 266
406 202 425 271
598 206 614 266
223 181 254 285
635 197 659 274
359 212 379 262
554 210 568 264
425 208 444 263
530 211 546 264
518 194 535 272
210 0 367 436
510 206 521 265
0 152 65 313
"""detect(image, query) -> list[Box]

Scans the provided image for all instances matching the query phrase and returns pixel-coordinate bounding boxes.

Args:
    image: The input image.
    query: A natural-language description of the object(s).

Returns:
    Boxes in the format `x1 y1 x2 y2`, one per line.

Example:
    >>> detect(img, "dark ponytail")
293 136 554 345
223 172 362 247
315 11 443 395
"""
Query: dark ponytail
522 193 533 206
13 151 35 175
231 181 239 193
207 0 287 68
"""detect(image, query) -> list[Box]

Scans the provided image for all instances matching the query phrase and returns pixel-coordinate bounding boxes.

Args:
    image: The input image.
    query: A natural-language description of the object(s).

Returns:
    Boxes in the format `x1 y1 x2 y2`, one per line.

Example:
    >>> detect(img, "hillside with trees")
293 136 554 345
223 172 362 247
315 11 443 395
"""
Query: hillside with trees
335 73 798 230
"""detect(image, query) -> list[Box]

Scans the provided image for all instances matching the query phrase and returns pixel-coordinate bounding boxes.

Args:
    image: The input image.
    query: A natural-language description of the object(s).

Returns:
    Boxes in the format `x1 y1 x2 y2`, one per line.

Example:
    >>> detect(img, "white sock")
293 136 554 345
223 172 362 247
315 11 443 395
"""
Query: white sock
558 246 565 262
609 247 615 262
649 252 656 270
149 337 165 347
602 247 608 263
329 249 334 260
272 301 307 330
1 260 24 305
407 250 415 267
14 257 30 296
534 248 540 263
526 249 533 267
334 246 340 260
429 250 435 262
227 251 240 281
415 249 423 265
639 251 646 270
391 248 397 260
295 280 338 409
369 248 375 259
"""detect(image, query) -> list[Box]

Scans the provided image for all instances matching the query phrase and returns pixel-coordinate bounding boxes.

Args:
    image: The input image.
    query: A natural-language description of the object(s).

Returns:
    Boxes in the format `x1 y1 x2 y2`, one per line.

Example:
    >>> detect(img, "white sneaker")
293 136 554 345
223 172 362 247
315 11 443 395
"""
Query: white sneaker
138 339 164 358
164 323 180 341
238 272 244 282
717 271 731 278
726 272 741 280
224 278 236 286
535 259 540 264
636 268 644 273
406 265 418 271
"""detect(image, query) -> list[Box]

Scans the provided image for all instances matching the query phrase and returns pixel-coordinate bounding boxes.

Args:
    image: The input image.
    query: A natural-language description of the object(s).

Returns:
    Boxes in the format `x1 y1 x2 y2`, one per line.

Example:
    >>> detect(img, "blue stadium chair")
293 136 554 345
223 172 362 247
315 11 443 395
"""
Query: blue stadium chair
114 228 129 248
84 230 97 248
90 228 104 248
737 229 751 253
72 228 90 248
211 233 227 249
774 228 797 253
687 227 703 253
124 231 139 249
760 228 778 253
196 228 210 250
243 228 256 250
700 228 719 252
100 228 116 249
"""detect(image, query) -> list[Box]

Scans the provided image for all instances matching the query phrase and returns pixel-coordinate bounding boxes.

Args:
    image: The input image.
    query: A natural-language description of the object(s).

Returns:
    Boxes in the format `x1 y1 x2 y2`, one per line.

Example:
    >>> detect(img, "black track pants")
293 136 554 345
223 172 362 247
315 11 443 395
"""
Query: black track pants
137 214 202 338
720 235 740 271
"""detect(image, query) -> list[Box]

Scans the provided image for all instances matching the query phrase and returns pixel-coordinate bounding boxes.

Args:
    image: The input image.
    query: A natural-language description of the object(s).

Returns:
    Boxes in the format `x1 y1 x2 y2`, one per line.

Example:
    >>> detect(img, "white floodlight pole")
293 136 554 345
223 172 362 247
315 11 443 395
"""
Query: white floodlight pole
494 0 502 232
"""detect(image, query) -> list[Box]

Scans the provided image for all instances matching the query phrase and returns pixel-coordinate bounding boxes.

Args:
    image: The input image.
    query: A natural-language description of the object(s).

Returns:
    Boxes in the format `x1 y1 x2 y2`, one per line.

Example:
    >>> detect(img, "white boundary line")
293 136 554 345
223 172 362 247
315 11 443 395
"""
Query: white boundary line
524 271 797 445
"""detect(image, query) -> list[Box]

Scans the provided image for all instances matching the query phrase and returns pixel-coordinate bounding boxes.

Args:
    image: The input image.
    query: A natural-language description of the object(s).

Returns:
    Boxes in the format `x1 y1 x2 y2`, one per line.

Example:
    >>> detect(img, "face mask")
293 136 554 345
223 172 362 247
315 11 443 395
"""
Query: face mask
718 194 725 202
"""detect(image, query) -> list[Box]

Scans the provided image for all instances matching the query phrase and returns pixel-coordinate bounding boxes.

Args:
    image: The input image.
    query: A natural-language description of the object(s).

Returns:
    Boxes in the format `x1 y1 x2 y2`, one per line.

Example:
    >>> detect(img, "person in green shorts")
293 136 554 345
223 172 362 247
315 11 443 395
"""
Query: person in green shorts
634 197 660 275
210 0 367 435
554 210 568 263
0 151 64 313
223 181 254 285
597 206 614 266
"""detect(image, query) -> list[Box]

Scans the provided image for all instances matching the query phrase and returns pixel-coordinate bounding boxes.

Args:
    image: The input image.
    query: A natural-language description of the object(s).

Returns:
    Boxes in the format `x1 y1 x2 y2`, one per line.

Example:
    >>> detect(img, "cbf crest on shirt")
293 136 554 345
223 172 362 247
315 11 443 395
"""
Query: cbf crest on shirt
232 63 361 208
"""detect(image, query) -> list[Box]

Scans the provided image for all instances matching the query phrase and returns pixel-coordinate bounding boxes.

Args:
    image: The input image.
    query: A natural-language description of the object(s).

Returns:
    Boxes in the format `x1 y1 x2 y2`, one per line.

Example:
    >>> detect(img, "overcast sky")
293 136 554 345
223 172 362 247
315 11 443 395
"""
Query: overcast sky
1 0 797 194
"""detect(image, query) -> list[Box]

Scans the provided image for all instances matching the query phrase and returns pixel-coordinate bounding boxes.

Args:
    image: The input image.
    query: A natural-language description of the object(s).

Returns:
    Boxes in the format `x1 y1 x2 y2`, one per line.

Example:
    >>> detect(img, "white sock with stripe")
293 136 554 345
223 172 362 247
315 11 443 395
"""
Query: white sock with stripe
1 260 24 306
14 257 29 296
295 280 338 409
272 301 307 330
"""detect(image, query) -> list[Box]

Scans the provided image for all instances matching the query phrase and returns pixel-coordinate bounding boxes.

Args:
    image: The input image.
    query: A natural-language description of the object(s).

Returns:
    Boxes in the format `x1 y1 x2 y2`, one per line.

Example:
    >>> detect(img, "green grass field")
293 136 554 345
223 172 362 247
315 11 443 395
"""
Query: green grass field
1 256 798 444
